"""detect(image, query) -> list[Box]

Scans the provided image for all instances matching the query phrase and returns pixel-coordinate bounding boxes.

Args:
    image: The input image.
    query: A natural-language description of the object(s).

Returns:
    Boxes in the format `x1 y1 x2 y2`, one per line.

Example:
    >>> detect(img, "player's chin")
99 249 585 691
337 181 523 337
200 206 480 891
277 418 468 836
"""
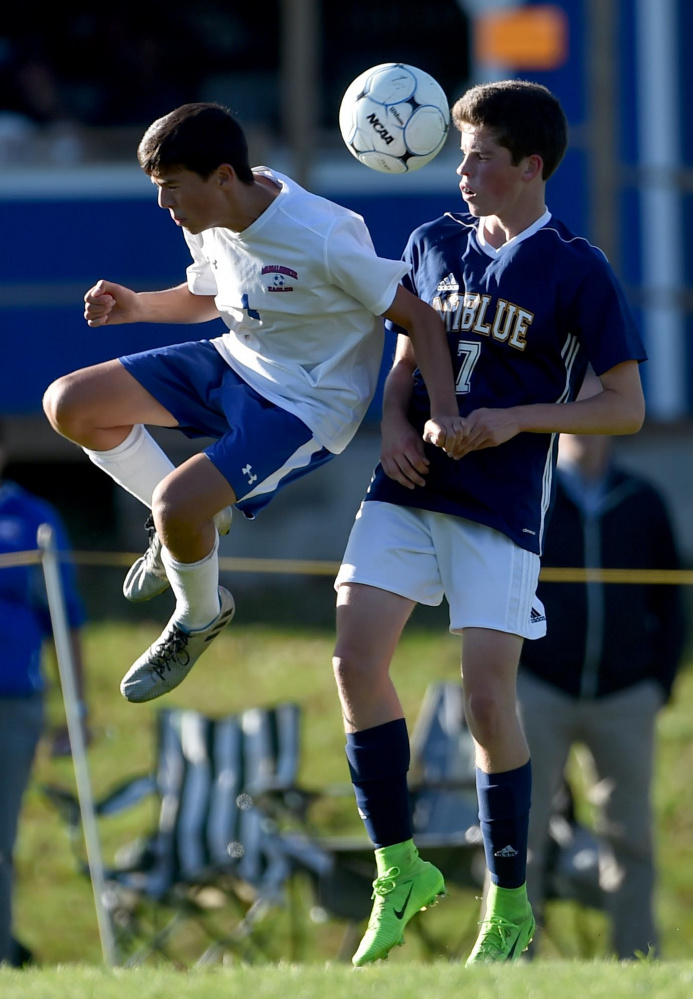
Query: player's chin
176 219 198 233
462 198 482 216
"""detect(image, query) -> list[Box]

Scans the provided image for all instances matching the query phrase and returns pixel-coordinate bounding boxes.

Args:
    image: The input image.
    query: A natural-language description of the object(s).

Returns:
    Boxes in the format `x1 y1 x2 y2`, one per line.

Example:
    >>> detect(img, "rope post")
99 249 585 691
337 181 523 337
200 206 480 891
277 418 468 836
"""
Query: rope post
37 523 119 967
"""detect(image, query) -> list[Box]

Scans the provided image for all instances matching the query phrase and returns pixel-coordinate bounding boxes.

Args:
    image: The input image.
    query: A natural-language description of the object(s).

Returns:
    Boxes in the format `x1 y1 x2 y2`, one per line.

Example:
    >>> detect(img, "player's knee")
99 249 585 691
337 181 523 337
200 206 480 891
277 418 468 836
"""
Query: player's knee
464 689 504 743
332 652 354 689
152 478 201 541
42 375 79 436
152 479 183 528
332 650 371 695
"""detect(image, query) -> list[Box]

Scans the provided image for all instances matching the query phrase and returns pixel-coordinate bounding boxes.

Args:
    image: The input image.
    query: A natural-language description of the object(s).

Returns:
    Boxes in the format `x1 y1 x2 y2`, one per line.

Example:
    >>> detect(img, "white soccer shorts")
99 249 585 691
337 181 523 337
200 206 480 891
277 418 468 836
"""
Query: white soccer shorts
335 501 546 640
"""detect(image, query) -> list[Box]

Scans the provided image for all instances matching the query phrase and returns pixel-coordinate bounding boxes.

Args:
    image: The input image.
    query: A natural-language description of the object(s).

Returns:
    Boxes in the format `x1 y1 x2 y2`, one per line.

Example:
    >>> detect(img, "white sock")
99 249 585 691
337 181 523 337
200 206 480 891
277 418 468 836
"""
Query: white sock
83 424 175 508
162 537 221 632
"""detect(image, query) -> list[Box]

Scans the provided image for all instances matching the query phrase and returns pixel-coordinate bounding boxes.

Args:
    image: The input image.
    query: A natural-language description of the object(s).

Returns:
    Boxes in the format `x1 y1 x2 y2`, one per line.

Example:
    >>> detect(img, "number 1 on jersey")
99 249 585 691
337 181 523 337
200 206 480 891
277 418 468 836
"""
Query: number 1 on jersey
241 294 261 321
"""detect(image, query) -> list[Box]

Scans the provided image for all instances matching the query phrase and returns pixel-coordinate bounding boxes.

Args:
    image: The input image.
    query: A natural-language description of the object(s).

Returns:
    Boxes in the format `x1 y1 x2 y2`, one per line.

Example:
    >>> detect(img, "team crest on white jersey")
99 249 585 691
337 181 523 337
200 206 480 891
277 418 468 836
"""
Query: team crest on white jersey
436 272 459 293
262 264 297 292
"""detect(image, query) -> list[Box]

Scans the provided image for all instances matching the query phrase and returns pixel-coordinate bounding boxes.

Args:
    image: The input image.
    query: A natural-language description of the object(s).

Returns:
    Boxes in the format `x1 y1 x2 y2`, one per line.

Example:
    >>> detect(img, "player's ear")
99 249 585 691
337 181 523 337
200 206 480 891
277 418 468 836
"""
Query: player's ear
216 163 236 186
523 154 543 182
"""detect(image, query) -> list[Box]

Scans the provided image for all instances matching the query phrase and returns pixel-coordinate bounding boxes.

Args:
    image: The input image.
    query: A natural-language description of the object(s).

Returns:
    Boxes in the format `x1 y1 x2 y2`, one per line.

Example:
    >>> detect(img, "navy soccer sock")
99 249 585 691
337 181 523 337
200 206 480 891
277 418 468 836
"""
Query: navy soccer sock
345 718 412 849
476 760 532 889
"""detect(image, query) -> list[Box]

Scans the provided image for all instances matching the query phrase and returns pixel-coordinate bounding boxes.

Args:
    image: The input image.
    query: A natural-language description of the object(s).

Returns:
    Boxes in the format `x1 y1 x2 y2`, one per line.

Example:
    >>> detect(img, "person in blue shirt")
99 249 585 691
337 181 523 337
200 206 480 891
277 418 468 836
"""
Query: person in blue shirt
331 80 647 967
0 423 87 966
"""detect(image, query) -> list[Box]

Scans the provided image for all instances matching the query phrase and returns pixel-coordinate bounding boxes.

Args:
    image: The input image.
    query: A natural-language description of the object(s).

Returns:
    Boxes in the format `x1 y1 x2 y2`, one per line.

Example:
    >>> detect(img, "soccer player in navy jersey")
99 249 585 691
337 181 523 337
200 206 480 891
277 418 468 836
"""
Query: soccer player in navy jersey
332 80 647 967
42 103 462 705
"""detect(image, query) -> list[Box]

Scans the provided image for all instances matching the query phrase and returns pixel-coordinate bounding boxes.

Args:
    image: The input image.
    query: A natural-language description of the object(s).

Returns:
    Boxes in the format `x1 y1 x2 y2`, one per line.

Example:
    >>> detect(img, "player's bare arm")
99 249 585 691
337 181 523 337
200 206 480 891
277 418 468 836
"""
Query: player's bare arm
383 287 458 420
380 335 468 486
382 287 464 456
380 342 430 489
454 359 645 457
84 279 219 328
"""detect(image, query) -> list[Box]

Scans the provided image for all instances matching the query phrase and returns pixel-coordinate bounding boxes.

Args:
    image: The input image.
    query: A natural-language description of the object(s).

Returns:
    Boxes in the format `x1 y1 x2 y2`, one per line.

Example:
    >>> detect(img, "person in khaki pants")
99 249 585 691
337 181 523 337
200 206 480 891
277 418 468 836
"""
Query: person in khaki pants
517 383 686 959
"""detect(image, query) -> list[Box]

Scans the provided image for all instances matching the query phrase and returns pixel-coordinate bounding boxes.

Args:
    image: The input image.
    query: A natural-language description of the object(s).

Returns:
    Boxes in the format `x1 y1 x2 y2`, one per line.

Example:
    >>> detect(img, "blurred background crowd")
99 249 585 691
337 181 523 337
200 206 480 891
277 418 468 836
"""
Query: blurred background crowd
0 2 469 167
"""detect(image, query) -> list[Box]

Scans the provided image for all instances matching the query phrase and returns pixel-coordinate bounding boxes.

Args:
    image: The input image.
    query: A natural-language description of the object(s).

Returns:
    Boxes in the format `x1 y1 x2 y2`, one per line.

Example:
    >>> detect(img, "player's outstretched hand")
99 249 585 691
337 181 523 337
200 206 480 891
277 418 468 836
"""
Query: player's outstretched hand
381 421 430 489
84 279 138 327
423 416 468 459
451 407 520 456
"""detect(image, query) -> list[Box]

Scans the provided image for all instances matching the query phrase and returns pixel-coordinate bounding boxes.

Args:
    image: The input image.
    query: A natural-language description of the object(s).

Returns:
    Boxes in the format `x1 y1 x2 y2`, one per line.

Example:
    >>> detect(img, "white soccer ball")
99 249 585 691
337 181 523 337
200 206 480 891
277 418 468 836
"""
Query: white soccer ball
339 63 450 175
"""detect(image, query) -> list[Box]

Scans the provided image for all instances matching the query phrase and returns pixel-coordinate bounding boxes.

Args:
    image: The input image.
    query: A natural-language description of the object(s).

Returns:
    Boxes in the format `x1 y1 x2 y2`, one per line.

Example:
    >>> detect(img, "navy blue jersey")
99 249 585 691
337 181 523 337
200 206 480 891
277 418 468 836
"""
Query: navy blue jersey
367 211 647 555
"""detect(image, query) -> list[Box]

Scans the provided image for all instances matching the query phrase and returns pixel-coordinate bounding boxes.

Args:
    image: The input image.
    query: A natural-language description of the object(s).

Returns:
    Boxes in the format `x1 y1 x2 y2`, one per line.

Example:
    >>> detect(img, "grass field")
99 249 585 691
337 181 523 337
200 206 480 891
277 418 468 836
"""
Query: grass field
4 961 693 998
6 575 693 980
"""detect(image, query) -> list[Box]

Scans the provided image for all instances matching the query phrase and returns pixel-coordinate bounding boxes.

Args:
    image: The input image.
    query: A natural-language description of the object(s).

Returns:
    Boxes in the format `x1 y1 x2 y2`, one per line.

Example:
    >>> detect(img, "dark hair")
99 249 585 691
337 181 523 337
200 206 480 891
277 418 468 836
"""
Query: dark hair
137 102 254 183
452 80 567 180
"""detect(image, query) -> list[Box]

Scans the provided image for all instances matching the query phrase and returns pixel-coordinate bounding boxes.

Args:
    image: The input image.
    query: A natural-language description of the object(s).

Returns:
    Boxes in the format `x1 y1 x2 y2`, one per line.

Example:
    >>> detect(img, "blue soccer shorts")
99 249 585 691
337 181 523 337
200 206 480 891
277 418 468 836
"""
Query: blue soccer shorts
119 339 334 518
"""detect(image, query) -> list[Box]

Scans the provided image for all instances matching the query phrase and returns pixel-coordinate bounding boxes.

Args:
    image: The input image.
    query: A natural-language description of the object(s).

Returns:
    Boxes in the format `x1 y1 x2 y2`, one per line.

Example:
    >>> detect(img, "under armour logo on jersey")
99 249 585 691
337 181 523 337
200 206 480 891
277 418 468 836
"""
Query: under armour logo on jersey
494 845 518 857
242 464 258 485
436 272 459 293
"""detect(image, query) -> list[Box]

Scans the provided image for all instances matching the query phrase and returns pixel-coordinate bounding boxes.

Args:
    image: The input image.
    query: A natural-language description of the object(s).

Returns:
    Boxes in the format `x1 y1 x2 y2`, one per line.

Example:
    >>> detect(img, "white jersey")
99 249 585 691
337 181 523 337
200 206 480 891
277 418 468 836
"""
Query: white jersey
184 168 409 453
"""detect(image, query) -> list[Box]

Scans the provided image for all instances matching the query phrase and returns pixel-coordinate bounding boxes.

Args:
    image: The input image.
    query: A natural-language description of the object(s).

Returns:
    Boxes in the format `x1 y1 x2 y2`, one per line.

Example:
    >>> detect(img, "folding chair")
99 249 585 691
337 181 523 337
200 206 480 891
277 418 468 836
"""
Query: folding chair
408 681 483 888
43 701 316 967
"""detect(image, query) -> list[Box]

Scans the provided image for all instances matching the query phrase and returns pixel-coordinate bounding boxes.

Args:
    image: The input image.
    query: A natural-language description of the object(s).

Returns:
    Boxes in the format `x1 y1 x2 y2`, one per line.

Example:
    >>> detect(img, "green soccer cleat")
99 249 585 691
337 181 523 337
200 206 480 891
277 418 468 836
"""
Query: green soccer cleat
465 883 535 965
352 840 446 967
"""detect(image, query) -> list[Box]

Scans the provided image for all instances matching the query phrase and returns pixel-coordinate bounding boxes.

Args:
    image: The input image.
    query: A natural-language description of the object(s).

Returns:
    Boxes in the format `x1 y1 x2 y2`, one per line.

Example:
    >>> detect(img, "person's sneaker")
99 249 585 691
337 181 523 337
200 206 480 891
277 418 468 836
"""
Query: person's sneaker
120 585 235 703
352 841 446 967
123 507 233 602
465 904 536 965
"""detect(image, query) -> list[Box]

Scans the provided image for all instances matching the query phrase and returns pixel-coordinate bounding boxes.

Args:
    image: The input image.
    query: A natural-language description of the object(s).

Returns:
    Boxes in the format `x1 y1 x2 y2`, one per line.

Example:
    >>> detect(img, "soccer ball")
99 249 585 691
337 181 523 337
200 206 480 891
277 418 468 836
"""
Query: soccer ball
339 63 450 174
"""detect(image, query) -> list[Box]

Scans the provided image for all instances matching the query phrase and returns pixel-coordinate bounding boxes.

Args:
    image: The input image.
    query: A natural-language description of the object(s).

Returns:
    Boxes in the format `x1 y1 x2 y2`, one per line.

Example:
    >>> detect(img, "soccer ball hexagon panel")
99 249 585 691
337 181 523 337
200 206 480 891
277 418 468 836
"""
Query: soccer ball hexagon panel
339 63 451 174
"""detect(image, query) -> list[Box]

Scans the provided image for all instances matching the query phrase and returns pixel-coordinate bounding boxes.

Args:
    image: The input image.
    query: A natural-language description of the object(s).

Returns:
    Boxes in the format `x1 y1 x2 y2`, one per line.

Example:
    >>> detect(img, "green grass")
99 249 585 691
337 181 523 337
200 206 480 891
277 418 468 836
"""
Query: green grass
4 961 693 999
9 597 693 972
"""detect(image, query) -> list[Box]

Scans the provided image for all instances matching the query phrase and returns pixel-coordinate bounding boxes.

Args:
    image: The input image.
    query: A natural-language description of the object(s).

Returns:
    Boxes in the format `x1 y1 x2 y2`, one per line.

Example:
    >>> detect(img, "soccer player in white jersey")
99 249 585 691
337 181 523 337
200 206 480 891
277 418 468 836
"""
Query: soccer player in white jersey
331 80 647 967
43 102 462 704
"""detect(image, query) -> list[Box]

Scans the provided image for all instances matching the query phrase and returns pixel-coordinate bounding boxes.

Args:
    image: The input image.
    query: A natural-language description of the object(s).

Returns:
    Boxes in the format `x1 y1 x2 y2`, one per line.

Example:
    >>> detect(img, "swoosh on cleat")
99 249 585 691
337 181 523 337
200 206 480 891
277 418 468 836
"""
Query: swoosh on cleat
393 884 414 920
